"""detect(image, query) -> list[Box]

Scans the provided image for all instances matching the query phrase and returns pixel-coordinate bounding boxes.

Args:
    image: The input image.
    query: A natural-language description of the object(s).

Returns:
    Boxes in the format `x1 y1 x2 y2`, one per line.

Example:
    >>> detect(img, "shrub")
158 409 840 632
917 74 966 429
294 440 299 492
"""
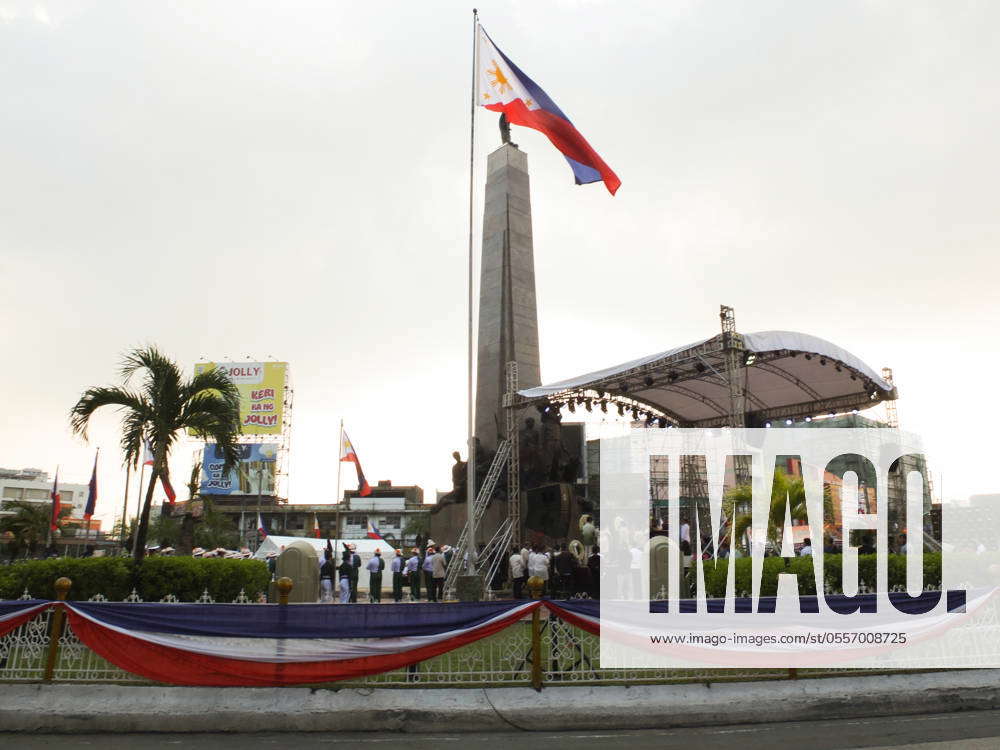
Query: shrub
700 553 942 598
0 557 269 602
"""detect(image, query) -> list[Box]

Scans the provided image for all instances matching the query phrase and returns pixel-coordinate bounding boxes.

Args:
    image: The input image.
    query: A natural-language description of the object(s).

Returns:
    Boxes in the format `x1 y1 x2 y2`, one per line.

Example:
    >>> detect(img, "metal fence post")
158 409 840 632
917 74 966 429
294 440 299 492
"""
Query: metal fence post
277 576 293 605
43 577 71 682
528 575 544 691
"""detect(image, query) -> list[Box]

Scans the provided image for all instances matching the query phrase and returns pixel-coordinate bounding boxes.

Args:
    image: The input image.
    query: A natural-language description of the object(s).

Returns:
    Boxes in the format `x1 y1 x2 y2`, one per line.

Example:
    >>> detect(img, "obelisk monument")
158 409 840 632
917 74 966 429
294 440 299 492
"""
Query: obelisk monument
475 143 541 451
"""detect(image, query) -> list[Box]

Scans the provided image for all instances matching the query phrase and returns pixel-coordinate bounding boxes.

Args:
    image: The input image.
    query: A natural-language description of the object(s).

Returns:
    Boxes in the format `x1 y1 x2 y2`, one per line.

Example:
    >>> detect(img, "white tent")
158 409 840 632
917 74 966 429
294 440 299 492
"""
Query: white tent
253 536 405 593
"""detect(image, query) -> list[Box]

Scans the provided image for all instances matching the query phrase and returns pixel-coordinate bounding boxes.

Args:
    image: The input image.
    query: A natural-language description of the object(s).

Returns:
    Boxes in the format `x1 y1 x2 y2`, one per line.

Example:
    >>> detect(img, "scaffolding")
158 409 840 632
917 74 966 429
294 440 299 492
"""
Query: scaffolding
443 440 511 598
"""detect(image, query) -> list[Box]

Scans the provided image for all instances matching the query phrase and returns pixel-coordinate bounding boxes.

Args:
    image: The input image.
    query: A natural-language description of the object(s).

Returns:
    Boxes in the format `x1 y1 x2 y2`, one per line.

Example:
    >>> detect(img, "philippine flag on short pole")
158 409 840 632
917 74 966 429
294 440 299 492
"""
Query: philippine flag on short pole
340 430 372 497
83 450 98 522
477 25 621 195
367 520 382 540
312 514 321 539
257 513 268 538
50 469 61 531
142 440 155 467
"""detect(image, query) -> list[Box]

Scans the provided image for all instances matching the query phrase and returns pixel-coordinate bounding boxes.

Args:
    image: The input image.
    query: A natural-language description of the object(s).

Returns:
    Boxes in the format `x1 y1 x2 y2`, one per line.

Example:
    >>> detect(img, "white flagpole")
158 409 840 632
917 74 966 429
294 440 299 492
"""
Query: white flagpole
466 8 480 576
335 418 344 544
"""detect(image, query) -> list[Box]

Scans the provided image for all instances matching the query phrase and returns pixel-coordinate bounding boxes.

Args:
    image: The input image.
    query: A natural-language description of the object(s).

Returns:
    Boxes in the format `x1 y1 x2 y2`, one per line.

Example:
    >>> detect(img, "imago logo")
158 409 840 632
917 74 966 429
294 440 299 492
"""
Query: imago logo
598 429 1000 669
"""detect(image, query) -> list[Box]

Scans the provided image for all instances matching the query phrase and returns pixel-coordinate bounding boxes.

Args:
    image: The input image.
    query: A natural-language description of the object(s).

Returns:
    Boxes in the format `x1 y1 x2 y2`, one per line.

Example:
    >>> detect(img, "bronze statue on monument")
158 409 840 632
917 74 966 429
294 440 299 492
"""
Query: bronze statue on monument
499 113 517 148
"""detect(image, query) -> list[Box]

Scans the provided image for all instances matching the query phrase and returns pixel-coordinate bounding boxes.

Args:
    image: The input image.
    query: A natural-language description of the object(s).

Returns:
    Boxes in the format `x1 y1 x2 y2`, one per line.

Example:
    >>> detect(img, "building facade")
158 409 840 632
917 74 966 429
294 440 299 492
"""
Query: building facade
200 480 428 548
0 467 101 533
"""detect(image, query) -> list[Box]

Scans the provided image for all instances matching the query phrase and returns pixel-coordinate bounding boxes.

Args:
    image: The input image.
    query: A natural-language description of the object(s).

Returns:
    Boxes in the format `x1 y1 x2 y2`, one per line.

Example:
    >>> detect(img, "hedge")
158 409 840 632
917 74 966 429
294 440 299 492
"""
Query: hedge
699 554 942 598
0 557 270 602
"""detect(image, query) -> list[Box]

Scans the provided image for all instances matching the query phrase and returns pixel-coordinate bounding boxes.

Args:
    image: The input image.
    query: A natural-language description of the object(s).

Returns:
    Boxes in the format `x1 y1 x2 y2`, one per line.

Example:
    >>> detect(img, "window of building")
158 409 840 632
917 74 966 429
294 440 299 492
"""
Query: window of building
25 489 49 500
346 515 366 526
2 487 23 501
382 515 401 527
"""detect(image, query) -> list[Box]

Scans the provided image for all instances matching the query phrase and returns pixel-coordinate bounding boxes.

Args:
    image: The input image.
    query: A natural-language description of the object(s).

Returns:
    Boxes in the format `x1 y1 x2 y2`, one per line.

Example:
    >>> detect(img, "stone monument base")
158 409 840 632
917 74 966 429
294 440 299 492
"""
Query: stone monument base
427 498 510 550
456 574 484 602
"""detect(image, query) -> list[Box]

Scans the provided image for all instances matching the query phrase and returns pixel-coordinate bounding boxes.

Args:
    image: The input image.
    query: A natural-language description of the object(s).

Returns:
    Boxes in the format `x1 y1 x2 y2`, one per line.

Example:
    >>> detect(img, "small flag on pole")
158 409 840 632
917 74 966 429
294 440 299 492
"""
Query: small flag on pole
367 519 383 540
49 469 61 531
312 514 322 539
159 469 176 505
477 25 621 195
339 430 372 497
83 450 98 522
142 440 155 467
257 512 268 538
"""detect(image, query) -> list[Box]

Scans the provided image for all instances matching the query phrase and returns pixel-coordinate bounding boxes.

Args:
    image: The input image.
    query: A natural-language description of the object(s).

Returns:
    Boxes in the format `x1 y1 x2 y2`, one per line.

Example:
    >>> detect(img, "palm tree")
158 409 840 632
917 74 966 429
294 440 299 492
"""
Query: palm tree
70 346 243 563
0 500 71 558
723 469 833 554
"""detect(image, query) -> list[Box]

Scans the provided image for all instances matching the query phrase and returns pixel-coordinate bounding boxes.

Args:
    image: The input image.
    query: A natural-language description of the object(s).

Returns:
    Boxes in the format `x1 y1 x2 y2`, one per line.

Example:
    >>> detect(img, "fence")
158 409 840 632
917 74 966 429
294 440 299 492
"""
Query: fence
0 577 949 689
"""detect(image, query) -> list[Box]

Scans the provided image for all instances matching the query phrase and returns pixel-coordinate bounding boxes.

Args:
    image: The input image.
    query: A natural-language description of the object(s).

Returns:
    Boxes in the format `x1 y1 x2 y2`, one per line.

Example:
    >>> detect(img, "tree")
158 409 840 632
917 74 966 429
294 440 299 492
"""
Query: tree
70 347 242 564
110 516 138 553
186 459 202 501
0 500 71 558
193 498 240 550
147 512 181 548
723 469 833 554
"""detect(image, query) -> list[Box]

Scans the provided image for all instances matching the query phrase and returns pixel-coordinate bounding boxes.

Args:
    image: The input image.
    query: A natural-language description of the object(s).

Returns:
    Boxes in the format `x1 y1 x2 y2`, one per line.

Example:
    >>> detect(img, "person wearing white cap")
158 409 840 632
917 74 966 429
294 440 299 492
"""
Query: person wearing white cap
337 550 352 604
319 547 335 603
422 546 436 601
347 543 361 603
366 549 385 603
390 549 405 603
406 548 422 601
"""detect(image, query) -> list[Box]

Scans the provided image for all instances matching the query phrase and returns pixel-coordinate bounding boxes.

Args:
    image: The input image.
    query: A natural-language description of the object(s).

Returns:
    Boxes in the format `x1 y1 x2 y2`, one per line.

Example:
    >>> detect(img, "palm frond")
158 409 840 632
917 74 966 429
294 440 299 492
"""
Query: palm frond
120 346 180 384
119 410 149 469
69 387 149 440
183 367 241 413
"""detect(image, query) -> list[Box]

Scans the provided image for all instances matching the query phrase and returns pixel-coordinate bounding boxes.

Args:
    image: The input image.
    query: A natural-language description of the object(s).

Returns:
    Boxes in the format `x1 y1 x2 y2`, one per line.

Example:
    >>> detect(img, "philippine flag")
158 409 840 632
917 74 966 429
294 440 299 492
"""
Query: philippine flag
340 430 372 497
142 440 155 467
367 520 382 540
257 513 268 538
49 469 61 531
159 470 177 505
477 26 620 195
83 450 98 522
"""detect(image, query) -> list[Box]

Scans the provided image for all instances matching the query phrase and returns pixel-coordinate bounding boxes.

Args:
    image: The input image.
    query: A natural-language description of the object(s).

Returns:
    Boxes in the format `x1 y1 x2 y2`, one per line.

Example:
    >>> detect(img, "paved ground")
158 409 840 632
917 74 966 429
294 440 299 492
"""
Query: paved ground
4 710 1000 749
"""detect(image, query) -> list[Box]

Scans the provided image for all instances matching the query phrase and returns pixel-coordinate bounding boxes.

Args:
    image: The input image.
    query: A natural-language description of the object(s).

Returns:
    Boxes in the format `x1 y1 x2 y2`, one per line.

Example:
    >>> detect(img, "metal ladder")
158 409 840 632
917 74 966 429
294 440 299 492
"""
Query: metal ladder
443 440 510 597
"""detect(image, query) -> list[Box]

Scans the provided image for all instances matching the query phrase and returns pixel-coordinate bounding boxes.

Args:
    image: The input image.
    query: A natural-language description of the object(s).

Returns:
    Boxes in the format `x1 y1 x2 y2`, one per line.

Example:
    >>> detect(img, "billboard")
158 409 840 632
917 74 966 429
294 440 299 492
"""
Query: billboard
200 443 278 496
193 362 288 435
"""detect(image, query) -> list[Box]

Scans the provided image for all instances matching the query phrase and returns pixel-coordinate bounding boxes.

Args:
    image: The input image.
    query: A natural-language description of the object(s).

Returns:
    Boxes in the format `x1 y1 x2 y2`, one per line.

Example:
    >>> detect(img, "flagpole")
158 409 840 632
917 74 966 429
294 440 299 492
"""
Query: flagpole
120 461 131 545
47 465 59 550
131 462 146 555
87 448 99 540
335 418 343 544
466 8 479 576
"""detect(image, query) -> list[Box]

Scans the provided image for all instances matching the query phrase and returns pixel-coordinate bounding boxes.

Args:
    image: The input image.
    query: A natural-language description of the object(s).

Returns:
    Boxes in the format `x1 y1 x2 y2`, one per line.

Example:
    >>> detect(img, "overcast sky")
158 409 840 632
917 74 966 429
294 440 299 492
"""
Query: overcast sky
2 1 998 526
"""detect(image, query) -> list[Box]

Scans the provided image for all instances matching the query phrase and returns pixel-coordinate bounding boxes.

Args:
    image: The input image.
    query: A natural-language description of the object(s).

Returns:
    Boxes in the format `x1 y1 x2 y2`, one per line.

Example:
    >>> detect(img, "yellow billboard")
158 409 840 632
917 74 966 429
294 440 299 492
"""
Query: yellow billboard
193 362 288 435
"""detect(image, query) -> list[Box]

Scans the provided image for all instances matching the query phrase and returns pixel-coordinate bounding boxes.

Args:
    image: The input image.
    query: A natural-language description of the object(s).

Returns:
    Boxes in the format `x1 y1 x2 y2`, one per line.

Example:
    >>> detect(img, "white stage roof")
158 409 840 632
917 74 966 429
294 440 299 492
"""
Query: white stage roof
516 330 896 427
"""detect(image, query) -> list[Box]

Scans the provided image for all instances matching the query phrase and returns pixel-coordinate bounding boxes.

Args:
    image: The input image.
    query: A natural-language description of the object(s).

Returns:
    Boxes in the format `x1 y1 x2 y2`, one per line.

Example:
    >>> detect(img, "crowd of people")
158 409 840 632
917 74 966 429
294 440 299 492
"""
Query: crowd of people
303 541 458 604
262 537 605 604
507 542 601 599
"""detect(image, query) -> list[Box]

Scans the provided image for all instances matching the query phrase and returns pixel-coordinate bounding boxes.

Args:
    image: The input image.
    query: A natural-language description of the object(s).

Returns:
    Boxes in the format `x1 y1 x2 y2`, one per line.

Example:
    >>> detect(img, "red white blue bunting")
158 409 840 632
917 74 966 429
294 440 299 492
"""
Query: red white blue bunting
0 600 51 638
62 600 541 686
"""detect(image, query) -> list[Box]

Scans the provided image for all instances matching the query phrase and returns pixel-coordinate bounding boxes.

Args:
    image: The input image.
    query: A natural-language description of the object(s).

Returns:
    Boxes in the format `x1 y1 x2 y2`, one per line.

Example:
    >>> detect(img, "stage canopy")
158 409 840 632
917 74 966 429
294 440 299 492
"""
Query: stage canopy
514 330 896 427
